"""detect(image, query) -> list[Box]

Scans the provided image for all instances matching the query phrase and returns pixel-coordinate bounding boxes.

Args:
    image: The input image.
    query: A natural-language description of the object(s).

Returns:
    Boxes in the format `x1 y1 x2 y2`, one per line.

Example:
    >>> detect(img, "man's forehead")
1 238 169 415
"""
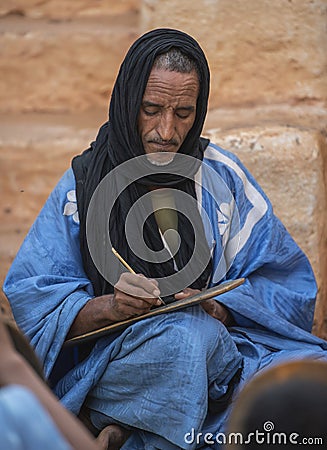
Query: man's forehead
143 68 199 101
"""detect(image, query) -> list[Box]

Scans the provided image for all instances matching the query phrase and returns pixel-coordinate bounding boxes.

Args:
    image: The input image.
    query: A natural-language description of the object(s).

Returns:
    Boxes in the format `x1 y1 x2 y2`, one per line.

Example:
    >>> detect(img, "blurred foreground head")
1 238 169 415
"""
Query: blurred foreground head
226 359 327 449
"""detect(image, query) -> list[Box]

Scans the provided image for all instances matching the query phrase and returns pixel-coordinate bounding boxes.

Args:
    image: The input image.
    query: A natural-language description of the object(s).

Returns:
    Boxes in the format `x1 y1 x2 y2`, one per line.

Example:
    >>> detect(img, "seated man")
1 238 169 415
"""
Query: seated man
3 28 327 449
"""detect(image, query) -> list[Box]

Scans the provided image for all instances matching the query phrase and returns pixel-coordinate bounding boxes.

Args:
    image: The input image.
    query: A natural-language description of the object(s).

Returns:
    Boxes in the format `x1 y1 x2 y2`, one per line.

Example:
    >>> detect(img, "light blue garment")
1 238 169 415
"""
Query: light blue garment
3 143 327 449
0 385 72 450
86 307 242 449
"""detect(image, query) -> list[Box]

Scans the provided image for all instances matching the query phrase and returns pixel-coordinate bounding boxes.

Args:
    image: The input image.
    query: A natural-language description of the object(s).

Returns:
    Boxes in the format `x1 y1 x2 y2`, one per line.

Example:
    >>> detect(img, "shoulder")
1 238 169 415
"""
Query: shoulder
0 385 70 449
45 169 80 225
51 168 76 198
203 142 248 176
202 142 251 189
59 169 79 224
202 141 271 213
203 142 266 191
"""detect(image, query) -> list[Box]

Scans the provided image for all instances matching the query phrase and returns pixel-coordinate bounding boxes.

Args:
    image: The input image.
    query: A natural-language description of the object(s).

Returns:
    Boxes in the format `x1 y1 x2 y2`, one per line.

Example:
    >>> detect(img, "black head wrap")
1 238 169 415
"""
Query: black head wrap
72 28 212 299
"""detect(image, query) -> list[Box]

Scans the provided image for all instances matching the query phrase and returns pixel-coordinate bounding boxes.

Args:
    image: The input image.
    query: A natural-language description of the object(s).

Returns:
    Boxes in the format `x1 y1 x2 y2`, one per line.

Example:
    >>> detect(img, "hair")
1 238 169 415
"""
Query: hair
227 360 327 449
153 47 200 81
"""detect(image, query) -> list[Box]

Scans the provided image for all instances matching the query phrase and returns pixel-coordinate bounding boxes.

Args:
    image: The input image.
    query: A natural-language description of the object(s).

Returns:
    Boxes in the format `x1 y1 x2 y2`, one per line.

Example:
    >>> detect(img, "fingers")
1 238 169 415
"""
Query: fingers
201 299 231 325
201 299 216 315
111 273 162 321
115 273 160 301
174 288 200 300
114 290 159 313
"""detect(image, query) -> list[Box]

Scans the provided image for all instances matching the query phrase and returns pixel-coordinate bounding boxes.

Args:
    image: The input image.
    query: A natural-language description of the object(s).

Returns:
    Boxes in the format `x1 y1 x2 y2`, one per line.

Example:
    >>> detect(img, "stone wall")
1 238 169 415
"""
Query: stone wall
141 0 327 109
0 0 138 18
0 1 140 113
1 0 326 336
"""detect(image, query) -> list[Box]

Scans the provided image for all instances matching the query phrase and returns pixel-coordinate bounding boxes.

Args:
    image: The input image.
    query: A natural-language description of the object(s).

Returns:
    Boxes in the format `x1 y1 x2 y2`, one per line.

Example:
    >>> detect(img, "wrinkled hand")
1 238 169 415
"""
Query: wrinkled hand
175 288 232 326
109 273 162 322
201 299 232 326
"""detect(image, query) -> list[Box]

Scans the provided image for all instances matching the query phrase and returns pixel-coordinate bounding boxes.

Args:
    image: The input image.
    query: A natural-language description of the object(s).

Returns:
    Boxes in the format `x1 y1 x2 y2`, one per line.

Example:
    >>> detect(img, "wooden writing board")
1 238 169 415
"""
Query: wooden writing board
65 278 245 345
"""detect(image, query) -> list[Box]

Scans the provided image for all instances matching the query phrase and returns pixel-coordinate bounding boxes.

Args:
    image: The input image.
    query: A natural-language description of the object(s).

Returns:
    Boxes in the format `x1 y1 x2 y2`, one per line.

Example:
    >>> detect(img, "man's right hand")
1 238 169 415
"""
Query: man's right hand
67 273 161 339
109 272 162 322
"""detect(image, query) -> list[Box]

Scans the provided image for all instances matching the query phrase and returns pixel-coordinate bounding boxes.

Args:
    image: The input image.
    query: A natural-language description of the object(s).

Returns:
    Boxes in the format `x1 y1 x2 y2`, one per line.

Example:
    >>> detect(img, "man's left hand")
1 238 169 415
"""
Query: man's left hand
174 288 233 326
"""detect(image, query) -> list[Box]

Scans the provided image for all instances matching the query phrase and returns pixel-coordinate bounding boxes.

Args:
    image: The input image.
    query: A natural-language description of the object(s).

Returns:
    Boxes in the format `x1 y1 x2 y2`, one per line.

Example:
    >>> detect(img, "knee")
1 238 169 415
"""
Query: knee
156 307 228 356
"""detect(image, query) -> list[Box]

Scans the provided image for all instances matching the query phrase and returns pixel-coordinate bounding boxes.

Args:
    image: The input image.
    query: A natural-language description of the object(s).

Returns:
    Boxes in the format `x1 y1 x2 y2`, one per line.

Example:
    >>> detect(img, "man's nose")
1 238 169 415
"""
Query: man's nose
157 112 175 141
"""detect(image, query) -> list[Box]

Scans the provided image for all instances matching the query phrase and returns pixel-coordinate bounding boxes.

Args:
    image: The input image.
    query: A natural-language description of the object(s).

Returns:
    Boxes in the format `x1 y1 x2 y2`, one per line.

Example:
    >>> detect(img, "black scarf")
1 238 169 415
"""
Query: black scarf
72 28 212 300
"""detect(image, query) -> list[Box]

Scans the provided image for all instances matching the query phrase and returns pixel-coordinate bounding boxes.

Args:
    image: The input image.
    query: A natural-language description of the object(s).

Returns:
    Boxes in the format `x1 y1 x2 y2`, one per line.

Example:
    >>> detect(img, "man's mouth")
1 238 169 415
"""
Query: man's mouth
148 140 178 151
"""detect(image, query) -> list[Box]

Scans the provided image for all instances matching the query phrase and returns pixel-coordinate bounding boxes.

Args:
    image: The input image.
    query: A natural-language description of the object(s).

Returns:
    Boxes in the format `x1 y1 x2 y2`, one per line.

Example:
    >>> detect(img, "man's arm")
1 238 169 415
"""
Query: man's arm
67 272 162 338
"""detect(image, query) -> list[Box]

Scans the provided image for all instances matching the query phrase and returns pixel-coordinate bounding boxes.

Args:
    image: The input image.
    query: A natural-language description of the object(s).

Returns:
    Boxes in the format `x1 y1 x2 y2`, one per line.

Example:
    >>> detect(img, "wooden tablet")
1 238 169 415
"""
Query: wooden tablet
65 278 245 345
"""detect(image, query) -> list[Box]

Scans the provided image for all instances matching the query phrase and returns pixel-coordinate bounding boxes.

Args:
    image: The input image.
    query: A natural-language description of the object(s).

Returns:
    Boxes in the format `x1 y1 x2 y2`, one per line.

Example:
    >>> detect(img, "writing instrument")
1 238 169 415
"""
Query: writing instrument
111 247 166 305
65 278 245 345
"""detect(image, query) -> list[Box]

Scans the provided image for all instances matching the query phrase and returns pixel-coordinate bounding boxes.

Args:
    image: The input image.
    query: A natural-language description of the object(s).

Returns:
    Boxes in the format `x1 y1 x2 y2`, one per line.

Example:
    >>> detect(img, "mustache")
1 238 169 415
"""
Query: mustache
148 138 179 146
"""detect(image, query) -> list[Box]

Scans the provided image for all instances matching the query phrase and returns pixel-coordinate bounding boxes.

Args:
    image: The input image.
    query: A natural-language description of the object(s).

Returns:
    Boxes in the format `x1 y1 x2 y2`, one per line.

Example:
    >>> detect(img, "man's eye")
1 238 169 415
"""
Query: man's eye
144 109 158 116
176 112 191 119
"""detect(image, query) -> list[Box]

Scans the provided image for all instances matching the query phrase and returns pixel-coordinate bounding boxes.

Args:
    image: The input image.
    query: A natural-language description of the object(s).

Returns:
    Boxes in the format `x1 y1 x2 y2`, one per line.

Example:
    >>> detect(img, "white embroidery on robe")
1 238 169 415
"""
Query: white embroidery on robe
63 190 79 224
217 201 232 247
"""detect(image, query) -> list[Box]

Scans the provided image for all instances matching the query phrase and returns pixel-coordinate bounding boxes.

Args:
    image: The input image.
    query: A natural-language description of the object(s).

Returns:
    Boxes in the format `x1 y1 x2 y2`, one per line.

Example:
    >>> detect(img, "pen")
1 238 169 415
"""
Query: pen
111 247 166 305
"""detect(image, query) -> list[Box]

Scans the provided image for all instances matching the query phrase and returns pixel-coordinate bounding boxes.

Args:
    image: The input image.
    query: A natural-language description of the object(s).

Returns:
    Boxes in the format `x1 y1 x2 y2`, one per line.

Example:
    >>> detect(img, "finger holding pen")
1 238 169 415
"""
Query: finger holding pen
109 273 162 322
112 247 166 305
115 273 161 303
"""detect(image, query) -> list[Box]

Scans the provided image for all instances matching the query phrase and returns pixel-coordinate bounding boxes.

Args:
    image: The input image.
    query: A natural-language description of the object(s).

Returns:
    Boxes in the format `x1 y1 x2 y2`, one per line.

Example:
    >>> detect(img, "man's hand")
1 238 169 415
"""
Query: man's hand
68 273 162 338
174 287 200 301
109 272 162 322
174 288 233 326
201 299 232 326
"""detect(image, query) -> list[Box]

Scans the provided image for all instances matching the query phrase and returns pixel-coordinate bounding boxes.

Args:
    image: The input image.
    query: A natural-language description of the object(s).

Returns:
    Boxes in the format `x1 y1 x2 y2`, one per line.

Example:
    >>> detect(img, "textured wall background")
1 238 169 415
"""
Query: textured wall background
1 0 326 336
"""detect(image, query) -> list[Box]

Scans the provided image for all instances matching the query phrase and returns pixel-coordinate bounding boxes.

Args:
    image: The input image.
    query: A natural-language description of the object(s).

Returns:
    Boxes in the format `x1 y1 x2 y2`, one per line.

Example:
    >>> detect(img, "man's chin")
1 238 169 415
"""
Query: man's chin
146 152 176 167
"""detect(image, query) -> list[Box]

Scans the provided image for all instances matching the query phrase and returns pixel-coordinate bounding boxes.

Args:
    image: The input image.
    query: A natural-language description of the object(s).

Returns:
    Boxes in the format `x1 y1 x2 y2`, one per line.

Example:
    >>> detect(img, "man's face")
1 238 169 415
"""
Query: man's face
138 68 199 165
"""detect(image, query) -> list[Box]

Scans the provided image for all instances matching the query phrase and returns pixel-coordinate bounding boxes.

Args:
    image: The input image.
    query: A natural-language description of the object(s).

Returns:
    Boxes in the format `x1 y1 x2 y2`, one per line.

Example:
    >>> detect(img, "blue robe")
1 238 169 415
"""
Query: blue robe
3 143 327 449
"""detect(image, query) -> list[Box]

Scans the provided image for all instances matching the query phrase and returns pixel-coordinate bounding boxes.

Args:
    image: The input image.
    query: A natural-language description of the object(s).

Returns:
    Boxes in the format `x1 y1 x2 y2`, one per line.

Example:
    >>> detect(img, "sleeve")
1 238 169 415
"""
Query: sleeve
3 169 94 376
204 144 318 342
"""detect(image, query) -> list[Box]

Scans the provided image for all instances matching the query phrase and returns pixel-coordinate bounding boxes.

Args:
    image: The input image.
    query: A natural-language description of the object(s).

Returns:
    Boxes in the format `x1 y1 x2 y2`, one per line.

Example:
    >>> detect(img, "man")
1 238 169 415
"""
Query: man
3 28 327 449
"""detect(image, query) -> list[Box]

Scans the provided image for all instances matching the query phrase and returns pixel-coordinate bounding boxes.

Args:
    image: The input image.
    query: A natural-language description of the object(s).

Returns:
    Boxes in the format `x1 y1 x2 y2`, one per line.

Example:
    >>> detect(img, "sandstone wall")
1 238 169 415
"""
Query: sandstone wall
142 0 327 110
0 0 326 336
0 0 138 18
0 1 140 113
1 0 326 112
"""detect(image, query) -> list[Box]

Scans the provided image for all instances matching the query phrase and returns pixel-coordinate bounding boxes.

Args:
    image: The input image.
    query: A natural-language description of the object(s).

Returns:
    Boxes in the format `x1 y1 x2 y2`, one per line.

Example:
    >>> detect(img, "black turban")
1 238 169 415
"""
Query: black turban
72 28 212 299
